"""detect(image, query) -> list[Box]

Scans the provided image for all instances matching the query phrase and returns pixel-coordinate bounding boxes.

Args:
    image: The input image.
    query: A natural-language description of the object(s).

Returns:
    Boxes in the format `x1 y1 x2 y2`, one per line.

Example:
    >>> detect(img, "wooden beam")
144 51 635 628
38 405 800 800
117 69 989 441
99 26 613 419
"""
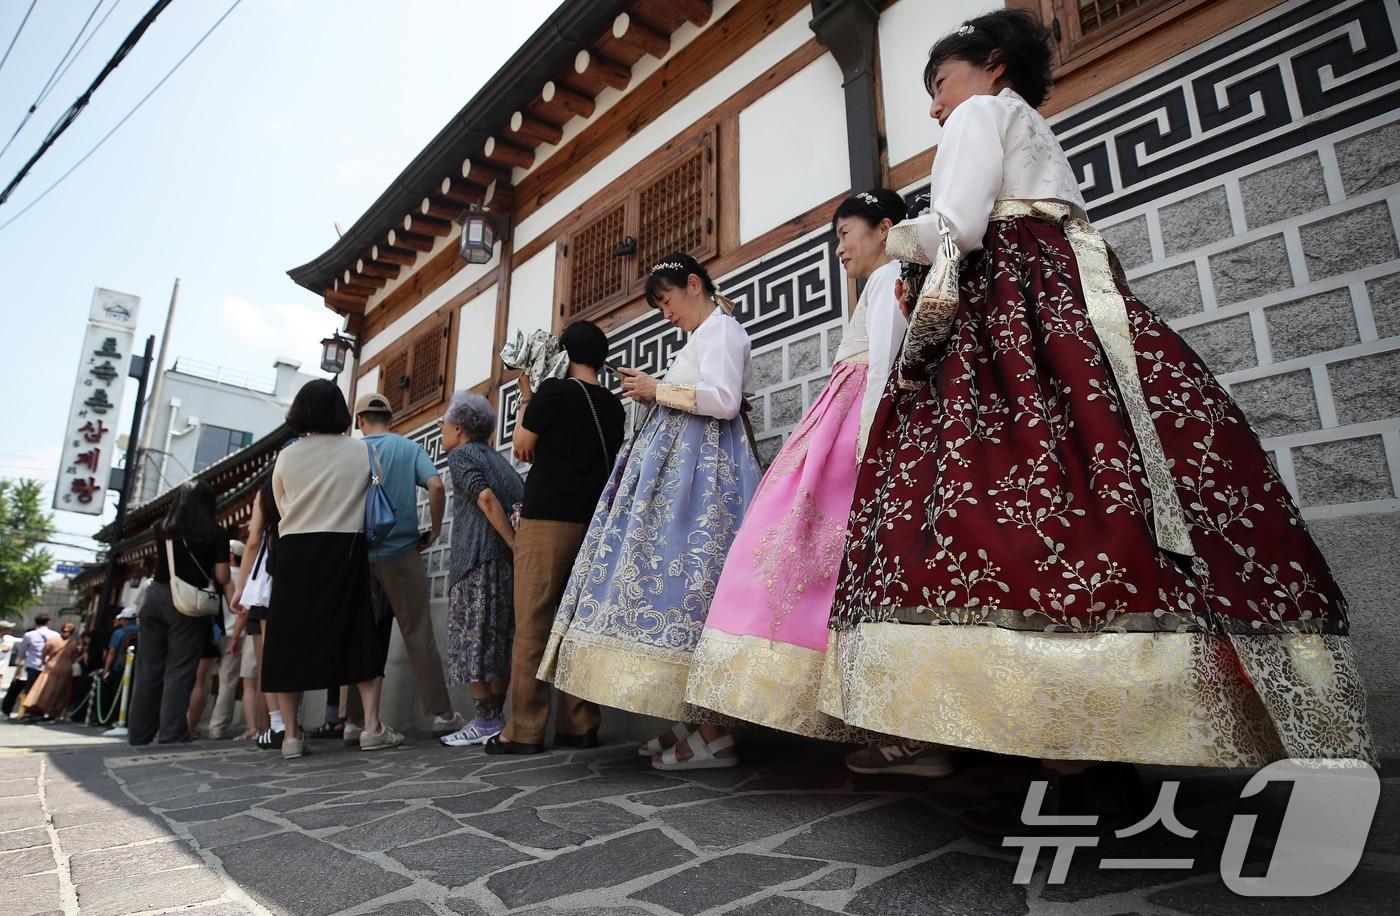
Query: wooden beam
610 13 669 61
461 157 508 187
338 280 379 298
355 259 400 280
324 289 368 311
420 195 463 220
386 228 434 252
371 243 417 266
515 0 809 225
508 110 563 147
481 137 534 171
344 269 385 289
487 211 518 412
569 49 630 95
483 179 514 213
439 175 484 206
717 113 740 255
672 0 712 27
537 80 594 121
403 213 453 237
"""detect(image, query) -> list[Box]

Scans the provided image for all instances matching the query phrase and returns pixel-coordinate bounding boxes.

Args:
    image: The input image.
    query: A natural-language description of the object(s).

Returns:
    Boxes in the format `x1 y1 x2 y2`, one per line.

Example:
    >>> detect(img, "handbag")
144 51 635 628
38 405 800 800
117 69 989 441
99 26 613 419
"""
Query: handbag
164 540 222 618
241 537 273 609
364 443 397 549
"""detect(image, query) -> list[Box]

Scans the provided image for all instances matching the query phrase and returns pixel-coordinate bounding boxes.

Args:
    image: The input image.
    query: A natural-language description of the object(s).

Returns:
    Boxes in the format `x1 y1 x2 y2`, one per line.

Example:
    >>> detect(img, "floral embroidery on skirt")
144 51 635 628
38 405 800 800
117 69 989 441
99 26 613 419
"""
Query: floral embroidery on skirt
447 559 514 686
823 211 1374 766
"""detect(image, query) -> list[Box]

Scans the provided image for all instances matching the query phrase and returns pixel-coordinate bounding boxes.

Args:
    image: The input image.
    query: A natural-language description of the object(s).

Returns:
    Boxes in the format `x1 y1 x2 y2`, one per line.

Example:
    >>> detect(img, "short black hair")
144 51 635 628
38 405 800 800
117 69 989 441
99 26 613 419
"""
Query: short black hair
560 320 610 370
644 252 717 309
925 8 1054 109
34 613 51 626
286 379 352 435
832 188 907 231
160 480 224 540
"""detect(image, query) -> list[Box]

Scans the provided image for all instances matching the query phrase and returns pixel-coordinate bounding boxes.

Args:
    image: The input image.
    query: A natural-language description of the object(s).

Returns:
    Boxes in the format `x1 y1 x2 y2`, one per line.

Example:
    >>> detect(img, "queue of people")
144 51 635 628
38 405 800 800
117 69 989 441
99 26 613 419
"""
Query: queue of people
11 11 1370 821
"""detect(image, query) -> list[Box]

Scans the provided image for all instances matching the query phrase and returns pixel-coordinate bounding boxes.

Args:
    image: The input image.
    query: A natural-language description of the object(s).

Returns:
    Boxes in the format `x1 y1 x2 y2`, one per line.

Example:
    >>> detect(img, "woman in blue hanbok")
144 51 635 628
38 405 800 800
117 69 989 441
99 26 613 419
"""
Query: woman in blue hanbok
539 252 762 770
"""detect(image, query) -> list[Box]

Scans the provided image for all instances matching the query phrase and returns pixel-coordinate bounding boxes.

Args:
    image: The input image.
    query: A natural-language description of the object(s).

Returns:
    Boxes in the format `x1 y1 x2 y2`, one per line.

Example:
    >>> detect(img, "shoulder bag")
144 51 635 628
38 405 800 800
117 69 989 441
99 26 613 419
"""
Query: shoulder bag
165 539 222 618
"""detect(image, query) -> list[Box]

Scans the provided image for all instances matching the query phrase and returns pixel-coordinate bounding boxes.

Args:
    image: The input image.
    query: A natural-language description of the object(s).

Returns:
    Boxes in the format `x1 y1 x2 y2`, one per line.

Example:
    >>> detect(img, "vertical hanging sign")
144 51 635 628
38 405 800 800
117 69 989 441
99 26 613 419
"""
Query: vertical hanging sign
54 289 141 515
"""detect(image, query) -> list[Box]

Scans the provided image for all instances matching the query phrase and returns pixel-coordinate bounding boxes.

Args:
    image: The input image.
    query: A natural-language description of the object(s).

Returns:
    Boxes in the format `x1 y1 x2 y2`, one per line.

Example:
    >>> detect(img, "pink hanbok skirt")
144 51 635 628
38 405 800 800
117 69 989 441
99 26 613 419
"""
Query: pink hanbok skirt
684 359 867 740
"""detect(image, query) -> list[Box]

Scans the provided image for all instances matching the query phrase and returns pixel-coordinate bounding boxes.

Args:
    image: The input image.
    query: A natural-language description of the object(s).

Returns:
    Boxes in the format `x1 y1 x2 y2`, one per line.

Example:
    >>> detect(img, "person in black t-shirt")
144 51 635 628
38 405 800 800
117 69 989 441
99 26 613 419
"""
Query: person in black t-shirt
485 320 624 755
128 480 233 746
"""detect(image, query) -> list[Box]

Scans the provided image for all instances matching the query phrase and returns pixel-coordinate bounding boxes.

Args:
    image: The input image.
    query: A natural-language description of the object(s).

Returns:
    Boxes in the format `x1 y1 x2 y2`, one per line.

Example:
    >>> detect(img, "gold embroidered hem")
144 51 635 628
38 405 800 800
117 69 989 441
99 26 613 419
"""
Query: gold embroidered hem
655 384 697 413
684 628 862 743
540 627 693 720
813 623 1349 768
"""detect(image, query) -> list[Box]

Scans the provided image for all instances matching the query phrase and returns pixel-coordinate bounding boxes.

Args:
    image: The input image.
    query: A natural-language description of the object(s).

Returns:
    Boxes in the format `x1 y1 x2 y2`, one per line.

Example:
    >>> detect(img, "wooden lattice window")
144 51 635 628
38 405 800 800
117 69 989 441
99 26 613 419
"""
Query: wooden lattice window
636 145 708 279
559 129 716 322
378 314 451 421
567 203 628 318
1022 0 1192 71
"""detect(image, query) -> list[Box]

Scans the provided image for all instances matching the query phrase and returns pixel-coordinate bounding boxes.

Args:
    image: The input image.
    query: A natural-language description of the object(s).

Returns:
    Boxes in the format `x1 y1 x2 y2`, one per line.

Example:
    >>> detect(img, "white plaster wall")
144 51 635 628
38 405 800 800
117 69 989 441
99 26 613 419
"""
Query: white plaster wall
738 54 848 242
879 0 987 169
360 251 499 361
514 7 816 245
454 284 498 390
357 364 380 410
506 249 557 339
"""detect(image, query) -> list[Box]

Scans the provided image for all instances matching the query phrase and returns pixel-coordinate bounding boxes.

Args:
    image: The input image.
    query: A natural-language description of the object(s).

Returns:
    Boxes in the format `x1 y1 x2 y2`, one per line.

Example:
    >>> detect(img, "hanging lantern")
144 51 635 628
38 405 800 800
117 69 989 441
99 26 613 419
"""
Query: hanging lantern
459 207 496 264
319 332 357 375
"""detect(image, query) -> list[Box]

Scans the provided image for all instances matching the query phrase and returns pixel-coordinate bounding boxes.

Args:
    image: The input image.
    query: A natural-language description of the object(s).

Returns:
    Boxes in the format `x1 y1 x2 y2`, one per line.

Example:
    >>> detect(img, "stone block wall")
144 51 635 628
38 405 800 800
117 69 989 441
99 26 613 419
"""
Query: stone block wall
1098 113 1400 751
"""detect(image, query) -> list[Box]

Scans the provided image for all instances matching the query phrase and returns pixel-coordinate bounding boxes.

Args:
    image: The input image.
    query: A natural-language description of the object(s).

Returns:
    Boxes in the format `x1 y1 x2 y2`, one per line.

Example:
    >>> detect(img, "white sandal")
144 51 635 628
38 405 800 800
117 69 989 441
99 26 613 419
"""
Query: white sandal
652 731 738 771
638 722 691 757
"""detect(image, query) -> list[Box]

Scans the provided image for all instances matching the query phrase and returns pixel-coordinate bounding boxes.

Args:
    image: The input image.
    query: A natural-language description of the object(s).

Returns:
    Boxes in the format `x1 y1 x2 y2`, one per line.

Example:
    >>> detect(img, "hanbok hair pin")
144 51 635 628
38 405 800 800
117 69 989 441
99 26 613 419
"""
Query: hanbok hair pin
651 261 686 274
856 192 879 206
955 23 976 36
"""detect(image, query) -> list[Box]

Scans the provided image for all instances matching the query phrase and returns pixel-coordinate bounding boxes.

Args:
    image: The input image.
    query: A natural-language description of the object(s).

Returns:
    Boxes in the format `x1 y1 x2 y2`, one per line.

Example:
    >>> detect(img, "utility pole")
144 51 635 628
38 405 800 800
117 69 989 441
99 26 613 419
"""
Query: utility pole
133 278 179 501
95 334 155 651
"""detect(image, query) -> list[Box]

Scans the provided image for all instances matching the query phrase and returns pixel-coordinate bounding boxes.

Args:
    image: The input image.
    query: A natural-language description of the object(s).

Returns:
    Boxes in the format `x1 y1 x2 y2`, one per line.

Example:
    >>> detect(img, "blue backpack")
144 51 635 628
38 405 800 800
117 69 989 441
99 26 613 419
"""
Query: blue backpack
364 444 396 549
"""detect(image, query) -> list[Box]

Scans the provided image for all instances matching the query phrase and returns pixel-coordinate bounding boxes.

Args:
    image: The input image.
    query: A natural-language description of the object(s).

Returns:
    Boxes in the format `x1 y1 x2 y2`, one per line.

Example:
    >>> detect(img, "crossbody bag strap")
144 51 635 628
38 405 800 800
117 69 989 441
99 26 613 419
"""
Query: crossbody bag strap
573 378 615 467
180 539 217 593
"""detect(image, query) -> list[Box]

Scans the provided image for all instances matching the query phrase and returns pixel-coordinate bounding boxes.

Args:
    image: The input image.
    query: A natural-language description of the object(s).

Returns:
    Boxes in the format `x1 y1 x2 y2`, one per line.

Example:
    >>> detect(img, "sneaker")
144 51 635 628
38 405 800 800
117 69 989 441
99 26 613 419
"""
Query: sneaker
360 724 406 751
282 735 309 759
432 712 466 736
845 744 955 778
439 717 504 747
256 728 285 751
343 723 363 748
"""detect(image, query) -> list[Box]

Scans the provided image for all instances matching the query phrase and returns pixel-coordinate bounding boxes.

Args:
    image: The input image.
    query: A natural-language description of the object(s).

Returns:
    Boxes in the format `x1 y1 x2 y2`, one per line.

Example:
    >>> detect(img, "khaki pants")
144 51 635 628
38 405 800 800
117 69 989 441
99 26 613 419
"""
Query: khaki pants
502 518 600 744
208 635 242 733
347 548 453 720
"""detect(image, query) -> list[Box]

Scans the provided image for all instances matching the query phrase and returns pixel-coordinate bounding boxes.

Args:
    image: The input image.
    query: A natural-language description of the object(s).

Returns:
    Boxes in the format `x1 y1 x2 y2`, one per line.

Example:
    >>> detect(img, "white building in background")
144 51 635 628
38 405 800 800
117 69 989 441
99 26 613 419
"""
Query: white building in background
134 358 318 504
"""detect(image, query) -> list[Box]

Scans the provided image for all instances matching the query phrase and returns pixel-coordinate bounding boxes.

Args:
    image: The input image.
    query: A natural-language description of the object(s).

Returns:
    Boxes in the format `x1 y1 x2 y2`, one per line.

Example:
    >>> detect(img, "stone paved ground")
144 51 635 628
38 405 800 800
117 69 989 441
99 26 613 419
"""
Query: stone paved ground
1 721 1397 916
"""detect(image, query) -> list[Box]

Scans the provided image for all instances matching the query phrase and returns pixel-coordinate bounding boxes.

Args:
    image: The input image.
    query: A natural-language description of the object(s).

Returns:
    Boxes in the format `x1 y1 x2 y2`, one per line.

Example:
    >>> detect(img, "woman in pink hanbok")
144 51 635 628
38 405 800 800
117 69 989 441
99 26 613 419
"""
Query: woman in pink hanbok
683 190 908 745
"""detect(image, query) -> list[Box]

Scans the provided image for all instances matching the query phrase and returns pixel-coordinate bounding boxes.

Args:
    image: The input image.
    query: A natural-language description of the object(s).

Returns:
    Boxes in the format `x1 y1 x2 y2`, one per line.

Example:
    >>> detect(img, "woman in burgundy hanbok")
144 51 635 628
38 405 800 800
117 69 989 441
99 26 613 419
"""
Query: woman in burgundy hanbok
820 10 1375 772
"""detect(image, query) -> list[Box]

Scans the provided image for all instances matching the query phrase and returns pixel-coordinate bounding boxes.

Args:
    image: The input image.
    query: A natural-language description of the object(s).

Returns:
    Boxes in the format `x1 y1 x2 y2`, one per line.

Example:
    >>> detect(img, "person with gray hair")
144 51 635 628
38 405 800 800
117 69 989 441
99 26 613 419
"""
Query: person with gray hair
437 391 524 747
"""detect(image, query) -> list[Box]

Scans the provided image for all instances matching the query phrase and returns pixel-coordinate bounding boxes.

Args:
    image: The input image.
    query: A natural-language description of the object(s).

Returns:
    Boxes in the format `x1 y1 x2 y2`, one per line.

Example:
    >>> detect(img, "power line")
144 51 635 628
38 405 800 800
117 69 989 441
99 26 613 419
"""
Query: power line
0 0 175 209
0 0 107 163
0 0 242 233
0 1 39 78
49 0 128 108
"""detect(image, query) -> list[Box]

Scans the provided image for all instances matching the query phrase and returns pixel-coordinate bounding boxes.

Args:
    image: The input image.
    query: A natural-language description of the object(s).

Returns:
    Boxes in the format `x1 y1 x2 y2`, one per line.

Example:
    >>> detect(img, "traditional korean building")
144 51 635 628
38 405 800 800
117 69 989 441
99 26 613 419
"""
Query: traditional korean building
289 0 1400 749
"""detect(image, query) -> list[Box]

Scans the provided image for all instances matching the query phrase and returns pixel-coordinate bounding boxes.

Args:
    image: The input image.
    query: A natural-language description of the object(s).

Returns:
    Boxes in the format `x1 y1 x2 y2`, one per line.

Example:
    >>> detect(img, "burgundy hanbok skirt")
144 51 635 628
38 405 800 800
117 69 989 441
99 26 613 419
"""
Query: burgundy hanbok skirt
821 206 1375 767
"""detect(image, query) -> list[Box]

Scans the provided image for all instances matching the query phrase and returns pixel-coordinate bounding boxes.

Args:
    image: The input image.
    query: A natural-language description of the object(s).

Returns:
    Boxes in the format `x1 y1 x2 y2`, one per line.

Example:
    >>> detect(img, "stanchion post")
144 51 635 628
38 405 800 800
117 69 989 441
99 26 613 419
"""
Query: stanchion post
102 647 135 737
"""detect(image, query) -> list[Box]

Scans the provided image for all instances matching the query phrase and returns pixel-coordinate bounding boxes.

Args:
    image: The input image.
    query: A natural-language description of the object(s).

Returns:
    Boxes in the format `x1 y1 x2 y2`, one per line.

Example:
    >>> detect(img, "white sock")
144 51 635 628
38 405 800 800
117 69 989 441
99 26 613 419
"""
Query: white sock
269 710 284 731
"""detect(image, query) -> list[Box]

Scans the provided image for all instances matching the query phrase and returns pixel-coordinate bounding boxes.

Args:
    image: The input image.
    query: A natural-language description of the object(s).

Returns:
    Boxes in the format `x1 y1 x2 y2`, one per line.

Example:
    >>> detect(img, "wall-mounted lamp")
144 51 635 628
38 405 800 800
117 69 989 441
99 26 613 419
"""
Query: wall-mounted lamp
459 206 498 264
319 331 360 375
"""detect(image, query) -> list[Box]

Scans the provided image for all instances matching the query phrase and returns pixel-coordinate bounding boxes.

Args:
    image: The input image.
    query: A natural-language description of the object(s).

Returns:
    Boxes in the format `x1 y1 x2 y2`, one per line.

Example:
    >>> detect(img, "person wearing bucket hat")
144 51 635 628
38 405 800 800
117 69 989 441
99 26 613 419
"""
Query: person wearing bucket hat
343 389 465 740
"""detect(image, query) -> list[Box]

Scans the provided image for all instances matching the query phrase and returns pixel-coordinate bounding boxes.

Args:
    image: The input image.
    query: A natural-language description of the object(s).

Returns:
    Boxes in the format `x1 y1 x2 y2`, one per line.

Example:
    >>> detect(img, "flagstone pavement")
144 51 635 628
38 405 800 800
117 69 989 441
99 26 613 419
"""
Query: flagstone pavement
1 721 1396 916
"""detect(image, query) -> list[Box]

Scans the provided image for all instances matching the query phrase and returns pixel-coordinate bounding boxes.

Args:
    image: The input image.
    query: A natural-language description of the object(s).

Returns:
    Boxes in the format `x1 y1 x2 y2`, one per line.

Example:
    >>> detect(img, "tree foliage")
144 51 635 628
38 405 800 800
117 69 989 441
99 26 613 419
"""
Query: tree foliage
0 479 55 620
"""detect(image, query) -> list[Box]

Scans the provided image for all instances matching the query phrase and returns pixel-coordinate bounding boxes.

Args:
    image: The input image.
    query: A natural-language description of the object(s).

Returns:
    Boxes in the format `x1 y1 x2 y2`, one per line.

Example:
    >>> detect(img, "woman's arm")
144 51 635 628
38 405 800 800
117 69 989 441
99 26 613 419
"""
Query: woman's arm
654 318 748 420
232 495 265 613
477 487 516 551
214 562 235 606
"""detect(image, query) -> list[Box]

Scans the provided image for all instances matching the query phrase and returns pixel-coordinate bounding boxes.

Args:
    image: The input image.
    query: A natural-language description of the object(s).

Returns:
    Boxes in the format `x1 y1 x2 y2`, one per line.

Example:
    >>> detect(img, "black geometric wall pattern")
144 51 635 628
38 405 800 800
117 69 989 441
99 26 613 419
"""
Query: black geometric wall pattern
1053 0 1399 219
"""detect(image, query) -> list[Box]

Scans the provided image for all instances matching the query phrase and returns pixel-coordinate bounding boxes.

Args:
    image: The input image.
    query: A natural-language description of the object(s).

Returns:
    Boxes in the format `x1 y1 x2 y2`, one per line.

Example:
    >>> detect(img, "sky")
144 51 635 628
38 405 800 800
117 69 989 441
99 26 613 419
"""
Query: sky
0 0 562 571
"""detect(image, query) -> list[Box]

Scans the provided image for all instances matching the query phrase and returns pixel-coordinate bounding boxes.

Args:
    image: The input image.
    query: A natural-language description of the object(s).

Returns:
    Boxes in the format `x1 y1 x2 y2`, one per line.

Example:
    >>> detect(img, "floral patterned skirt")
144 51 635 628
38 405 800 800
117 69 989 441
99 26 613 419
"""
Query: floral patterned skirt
685 360 866 741
447 559 514 686
539 406 762 720
821 210 1375 767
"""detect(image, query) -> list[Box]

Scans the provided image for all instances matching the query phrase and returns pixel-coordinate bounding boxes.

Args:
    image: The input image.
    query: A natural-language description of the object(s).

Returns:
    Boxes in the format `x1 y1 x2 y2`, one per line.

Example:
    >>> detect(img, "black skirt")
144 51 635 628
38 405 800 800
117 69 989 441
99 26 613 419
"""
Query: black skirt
260 531 384 693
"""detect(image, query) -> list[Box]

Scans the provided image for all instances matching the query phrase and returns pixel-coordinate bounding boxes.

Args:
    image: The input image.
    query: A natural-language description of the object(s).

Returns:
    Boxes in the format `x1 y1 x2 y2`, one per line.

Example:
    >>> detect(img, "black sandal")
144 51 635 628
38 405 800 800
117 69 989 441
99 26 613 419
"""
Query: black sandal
553 729 600 749
307 721 345 740
483 735 546 756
